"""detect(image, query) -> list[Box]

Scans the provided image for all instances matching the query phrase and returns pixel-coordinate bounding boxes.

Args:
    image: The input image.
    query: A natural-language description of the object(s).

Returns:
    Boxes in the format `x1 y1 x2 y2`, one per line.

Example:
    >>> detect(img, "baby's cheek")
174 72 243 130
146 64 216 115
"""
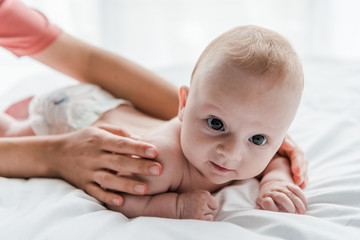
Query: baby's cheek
249 158 272 178
180 136 196 161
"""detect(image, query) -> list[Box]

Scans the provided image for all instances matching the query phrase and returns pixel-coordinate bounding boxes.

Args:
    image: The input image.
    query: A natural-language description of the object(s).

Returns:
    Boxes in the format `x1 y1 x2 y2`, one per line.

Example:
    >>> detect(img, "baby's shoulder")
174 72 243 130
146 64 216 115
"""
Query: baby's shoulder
147 134 184 168
142 134 186 192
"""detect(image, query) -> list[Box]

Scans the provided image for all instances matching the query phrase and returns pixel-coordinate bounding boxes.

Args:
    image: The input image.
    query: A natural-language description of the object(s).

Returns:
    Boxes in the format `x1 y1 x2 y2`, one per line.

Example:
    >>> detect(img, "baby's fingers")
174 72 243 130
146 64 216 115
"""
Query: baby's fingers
267 192 296 213
272 187 307 214
208 195 219 211
286 185 307 214
257 196 280 212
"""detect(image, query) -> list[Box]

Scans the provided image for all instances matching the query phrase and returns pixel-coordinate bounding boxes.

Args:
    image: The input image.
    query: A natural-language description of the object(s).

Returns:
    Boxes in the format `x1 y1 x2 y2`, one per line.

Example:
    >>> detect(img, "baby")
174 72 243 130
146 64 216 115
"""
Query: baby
0 25 305 220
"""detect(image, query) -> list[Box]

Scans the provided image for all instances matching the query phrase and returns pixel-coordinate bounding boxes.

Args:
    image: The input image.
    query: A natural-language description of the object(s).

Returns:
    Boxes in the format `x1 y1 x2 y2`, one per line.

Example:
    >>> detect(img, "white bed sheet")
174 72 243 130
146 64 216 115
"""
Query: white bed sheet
1 58 360 239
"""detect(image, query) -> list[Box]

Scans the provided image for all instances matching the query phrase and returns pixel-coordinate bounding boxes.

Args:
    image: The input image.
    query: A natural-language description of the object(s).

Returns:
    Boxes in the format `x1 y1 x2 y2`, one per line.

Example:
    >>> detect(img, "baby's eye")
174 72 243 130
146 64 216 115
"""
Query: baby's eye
249 135 267 146
207 118 225 131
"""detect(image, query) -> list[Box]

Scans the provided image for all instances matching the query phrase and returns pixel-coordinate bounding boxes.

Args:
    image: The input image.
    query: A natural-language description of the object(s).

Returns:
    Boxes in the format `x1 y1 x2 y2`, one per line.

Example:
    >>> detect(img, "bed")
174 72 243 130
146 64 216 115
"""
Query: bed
0 57 360 239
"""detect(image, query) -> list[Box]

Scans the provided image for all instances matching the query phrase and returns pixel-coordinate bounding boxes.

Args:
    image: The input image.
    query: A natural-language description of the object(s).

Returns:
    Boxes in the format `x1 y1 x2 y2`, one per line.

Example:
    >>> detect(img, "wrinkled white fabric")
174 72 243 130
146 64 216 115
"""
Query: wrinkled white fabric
1 59 360 239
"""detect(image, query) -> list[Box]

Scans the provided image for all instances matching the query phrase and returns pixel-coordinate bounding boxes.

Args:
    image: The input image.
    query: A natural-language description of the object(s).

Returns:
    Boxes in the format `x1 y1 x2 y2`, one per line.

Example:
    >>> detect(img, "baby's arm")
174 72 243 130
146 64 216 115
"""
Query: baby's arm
109 190 218 221
106 134 219 221
256 154 307 214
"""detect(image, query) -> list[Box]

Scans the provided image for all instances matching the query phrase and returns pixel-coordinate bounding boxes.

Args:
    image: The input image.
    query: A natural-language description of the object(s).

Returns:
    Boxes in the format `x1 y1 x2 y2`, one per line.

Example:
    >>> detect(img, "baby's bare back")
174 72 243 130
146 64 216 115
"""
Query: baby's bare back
93 104 164 136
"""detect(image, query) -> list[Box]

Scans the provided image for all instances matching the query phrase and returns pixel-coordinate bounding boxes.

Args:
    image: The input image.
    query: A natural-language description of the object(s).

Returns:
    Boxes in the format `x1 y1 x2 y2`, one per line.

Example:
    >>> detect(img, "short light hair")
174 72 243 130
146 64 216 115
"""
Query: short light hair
191 25 303 89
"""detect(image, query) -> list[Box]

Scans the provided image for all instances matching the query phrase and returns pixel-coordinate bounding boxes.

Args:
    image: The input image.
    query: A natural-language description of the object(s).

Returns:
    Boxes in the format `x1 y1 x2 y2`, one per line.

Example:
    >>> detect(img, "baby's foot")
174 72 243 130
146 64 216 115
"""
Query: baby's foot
0 113 34 137
4 96 33 120
0 113 16 137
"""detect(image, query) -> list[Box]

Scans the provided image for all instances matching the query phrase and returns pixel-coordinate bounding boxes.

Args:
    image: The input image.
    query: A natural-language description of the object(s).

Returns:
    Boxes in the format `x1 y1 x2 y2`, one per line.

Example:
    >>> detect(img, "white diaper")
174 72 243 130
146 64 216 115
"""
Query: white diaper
29 84 131 135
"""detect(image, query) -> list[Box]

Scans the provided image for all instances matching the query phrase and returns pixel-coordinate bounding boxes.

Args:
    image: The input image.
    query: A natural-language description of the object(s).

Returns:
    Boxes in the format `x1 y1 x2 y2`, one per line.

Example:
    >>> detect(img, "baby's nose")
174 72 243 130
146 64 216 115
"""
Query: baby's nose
216 138 244 162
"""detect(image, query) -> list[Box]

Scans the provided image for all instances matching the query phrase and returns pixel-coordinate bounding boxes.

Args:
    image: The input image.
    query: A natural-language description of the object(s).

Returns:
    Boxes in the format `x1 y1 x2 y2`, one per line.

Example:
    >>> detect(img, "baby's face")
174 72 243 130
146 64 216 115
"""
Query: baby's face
179 60 301 184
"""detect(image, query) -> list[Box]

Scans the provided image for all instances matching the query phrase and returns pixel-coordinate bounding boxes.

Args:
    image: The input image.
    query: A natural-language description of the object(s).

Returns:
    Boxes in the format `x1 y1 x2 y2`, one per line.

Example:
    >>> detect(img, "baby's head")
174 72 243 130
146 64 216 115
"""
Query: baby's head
177 25 304 184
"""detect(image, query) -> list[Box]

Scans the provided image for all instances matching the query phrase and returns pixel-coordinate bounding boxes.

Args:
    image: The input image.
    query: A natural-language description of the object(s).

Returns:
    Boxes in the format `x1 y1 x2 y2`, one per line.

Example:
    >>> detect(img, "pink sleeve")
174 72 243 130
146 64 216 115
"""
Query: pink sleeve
0 0 62 57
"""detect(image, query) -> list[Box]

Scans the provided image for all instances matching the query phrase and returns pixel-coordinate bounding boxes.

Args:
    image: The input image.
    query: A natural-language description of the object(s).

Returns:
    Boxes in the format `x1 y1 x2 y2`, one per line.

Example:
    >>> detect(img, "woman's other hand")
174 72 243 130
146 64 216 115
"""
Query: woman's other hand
277 135 308 189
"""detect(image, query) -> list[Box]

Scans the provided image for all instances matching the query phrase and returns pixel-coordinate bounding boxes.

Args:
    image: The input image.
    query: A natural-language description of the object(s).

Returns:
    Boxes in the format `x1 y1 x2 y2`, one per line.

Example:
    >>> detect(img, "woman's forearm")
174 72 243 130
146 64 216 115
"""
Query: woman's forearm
32 33 179 120
86 44 179 120
0 126 165 207
0 136 57 178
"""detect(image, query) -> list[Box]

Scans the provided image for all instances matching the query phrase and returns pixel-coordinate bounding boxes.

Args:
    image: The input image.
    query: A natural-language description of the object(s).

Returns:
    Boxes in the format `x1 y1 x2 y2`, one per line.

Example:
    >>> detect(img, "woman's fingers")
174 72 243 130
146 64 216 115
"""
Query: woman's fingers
100 130 158 159
53 126 165 206
280 135 308 188
92 170 148 195
90 126 163 176
289 148 306 182
101 153 162 176
85 183 124 207
96 123 136 139
299 178 307 189
291 153 308 188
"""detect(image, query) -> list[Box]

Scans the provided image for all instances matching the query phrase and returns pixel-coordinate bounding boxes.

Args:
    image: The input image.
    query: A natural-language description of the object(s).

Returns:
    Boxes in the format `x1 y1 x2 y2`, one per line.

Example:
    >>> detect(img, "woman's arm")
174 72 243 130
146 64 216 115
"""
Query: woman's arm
0 125 163 206
0 0 172 208
31 33 179 120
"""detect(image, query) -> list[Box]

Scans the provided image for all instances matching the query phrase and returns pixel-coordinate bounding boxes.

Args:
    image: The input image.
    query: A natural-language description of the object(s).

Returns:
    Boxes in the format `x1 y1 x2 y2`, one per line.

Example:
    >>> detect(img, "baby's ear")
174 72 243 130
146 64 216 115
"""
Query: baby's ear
178 86 189 121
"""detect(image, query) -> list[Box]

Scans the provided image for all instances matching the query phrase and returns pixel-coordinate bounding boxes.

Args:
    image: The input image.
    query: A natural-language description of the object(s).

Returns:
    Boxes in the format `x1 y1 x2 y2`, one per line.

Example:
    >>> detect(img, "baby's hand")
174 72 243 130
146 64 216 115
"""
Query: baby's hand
256 181 307 214
177 190 218 221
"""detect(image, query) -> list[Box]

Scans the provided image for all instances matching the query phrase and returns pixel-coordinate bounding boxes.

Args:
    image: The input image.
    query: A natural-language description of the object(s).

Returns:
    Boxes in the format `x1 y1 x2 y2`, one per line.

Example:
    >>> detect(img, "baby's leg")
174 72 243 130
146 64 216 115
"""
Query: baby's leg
0 113 34 137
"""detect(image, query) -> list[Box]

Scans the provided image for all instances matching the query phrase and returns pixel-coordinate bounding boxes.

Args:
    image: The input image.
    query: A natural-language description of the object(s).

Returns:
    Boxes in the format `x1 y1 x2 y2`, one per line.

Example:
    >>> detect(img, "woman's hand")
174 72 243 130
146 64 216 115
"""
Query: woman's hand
48 124 162 207
277 135 308 189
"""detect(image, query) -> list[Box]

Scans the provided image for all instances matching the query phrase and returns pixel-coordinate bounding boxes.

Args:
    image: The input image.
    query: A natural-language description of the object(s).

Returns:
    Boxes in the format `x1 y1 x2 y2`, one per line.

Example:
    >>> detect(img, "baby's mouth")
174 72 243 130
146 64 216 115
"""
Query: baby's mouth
210 161 232 173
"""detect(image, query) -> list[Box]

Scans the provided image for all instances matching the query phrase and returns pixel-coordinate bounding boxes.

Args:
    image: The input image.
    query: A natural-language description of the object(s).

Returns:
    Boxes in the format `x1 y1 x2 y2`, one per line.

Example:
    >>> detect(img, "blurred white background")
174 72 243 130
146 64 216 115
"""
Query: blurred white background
1 0 360 93
20 0 360 65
